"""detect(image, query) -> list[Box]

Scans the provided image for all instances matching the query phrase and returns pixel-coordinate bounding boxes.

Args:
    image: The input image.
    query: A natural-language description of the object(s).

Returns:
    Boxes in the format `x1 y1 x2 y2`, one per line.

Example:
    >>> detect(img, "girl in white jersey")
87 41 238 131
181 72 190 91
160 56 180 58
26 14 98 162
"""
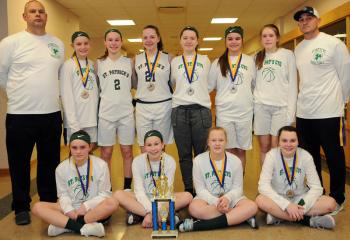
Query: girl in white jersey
208 26 255 171
32 130 118 237
96 29 135 190
256 126 336 229
60 31 99 148
254 24 297 164
178 127 258 232
171 26 212 196
113 130 192 228
134 25 173 152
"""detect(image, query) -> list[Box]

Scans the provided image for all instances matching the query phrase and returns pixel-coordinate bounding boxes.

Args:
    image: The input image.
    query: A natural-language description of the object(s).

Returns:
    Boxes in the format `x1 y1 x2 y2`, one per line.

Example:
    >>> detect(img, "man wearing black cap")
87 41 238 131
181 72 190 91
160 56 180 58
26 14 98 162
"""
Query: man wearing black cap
0 0 64 225
293 6 350 215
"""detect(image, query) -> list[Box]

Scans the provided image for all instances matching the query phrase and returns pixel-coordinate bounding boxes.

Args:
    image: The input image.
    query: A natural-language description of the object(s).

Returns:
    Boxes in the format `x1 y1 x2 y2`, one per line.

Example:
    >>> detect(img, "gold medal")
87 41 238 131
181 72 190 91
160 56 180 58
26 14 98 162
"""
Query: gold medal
286 189 295 198
187 87 194 96
147 83 155 91
81 90 89 99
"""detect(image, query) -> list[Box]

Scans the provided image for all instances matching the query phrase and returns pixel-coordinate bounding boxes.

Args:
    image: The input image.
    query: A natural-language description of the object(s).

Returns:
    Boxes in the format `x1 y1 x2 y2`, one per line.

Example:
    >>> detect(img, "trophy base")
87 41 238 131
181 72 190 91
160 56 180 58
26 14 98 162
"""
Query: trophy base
151 230 178 239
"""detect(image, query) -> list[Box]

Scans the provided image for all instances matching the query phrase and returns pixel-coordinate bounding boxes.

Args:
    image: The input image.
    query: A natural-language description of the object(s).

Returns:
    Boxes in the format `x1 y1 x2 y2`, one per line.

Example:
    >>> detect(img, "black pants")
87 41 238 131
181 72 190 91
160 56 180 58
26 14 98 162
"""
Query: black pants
296 117 345 205
6 112 62 213
171 105 212 190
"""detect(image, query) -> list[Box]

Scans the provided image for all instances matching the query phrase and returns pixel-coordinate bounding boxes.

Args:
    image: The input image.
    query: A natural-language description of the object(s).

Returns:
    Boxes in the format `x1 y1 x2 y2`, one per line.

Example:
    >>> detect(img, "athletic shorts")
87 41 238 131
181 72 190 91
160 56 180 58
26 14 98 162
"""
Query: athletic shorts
254 103 288 136
216 118 252 150
98 115 135 146
194 195 246 208
135 101 174 146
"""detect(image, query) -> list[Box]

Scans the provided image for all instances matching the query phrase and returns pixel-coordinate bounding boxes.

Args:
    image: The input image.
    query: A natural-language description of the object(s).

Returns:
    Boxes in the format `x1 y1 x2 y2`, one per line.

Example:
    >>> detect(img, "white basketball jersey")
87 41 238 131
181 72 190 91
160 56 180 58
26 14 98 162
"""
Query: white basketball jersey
135 51 172 101
97 56 133 121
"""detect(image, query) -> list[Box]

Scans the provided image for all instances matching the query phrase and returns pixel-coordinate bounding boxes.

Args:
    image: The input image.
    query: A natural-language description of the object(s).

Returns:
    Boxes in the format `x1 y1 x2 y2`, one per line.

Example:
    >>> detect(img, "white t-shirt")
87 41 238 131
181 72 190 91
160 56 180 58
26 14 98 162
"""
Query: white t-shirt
258 147 323 213
132 152 176 213
254 48 297 123
135 51 172 101
295 32 350 119
171 54 211 109
97 56 133 122
0 31 64 114
193 151 244 207
208 54 256 122
56 155 112 214
60 58 99 130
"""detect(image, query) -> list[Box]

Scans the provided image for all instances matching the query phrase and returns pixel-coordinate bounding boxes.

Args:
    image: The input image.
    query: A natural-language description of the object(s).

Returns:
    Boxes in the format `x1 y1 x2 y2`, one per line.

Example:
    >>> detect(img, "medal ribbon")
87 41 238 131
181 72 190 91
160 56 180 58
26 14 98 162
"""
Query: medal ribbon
227 54 242 84
280 151 298 186
182 53 198 84
209 152 227 188
147 154 162 188
145 51 161 81
73 157 92 197
73 56 90 88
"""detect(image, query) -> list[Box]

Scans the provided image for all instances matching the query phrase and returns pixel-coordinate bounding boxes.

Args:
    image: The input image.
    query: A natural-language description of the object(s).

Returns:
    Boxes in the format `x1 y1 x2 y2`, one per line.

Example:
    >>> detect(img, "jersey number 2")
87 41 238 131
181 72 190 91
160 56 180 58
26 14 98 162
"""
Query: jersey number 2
114 79 120 90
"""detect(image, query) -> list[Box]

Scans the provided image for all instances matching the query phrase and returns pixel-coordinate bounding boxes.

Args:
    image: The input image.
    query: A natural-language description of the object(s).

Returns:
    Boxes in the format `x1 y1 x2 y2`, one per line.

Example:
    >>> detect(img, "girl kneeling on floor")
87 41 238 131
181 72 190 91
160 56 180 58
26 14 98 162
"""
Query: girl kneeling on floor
32 130 118 237
256 126 336 229
113 130 193 228
179 127 258 232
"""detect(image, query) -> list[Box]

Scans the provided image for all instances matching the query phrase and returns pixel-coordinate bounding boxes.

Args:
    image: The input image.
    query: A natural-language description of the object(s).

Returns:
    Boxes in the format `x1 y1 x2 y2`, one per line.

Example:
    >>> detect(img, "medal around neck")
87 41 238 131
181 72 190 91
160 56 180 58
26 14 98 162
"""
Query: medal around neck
286 189 295 199
151 156 178 238
231 86 237 94
81 90 89 99
148 83 155 91
187 87 195 96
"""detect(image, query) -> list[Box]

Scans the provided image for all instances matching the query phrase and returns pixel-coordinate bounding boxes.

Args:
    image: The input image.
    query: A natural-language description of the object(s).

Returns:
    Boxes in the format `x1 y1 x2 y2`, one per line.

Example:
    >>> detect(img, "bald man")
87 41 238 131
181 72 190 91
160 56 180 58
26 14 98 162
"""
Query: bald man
0 0 64 225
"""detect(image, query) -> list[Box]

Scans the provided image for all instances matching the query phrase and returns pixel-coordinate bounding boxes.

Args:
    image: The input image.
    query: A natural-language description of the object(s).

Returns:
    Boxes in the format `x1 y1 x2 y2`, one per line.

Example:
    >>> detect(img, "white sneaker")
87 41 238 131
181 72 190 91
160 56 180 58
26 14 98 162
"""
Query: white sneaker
266 213 282 225
329 203 344 216
80 223 105 237
310 215 335 229
178 218 194 232
47 224 72 236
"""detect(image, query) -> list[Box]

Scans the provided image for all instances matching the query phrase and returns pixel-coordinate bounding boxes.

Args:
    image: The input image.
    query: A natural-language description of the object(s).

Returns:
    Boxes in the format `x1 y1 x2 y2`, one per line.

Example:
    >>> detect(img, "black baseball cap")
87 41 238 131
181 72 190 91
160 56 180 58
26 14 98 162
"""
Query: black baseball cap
294 6 320 21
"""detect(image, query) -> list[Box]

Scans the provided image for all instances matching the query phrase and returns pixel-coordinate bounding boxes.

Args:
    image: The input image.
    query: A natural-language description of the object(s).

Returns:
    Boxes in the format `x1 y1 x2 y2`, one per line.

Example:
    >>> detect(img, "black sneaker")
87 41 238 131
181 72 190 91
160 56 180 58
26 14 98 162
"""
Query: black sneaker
125 212 143 225
15 211 31 225
246 216 259 229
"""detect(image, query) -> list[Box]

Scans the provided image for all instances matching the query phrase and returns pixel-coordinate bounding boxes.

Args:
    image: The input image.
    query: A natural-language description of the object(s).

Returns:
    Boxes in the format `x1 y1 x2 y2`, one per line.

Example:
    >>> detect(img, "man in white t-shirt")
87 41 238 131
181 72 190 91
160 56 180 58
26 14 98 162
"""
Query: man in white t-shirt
294 6 350 214
0 0 64 225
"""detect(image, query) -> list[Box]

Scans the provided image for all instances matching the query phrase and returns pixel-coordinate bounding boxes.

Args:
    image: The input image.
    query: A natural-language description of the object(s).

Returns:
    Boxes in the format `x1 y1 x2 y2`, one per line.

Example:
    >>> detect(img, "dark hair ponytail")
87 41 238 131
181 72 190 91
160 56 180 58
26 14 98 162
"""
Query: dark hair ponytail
218 48 229 77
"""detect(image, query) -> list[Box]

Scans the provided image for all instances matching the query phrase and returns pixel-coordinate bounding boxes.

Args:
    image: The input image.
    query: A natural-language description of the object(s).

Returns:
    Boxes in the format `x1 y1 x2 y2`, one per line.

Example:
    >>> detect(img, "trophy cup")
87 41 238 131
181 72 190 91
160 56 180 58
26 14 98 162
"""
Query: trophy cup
151 156 178 239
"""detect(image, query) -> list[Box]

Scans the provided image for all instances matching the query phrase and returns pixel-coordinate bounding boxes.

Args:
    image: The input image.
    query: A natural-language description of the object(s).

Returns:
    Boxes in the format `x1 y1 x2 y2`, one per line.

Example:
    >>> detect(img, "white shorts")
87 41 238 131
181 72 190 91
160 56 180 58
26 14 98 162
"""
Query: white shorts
65 126 97 143
135 101 174 146
194 195 246 208
98 115 135 146
216 118 252 150
254 103 288 136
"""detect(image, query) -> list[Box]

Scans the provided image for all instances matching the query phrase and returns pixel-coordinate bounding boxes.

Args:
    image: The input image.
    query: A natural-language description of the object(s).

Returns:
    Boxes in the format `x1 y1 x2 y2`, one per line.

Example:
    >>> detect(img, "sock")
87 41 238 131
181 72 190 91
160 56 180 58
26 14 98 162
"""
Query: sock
193 214 228 231
65 218 84 233
124 177 132 189
297 215 311 226
76 215 86 225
